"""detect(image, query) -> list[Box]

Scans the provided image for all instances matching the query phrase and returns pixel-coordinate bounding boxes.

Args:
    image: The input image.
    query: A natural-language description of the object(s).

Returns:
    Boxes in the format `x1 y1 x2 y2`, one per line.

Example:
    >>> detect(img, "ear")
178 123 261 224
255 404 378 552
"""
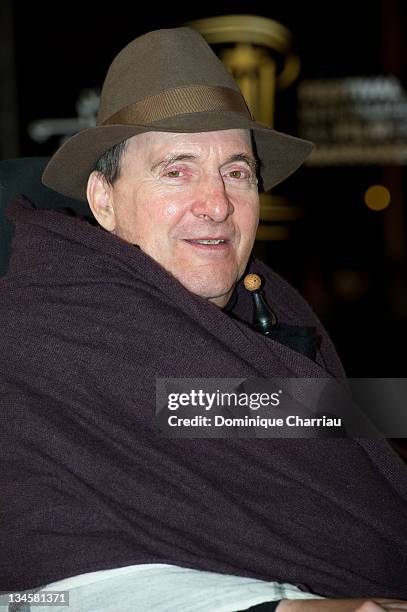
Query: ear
87 171 116 232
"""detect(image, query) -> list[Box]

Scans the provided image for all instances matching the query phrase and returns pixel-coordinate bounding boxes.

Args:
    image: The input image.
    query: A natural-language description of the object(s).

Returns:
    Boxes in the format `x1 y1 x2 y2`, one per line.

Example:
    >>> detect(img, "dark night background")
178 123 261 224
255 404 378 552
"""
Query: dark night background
1 0 407 377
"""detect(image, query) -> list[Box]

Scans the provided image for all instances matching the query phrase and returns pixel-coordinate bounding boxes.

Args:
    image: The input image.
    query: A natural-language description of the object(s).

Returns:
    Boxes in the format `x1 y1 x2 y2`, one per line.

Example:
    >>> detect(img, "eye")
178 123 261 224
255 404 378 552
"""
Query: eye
229 170 246 179
165 169 182 178
226 168 251 180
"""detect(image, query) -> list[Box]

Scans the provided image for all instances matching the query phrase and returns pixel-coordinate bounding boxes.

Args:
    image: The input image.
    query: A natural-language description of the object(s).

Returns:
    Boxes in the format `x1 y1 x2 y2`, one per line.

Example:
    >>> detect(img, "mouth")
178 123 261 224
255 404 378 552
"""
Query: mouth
183 238 230 250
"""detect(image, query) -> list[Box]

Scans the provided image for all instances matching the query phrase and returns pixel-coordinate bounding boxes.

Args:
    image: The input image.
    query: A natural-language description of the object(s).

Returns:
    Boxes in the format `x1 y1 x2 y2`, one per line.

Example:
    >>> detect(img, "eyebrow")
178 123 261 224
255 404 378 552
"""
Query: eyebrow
150 152 258 174
150 154 196 173
224 153 258 175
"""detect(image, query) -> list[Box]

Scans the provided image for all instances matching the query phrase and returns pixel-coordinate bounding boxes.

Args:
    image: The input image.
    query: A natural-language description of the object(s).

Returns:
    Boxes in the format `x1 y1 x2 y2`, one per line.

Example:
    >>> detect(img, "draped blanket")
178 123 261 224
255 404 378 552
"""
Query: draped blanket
1 196 406 595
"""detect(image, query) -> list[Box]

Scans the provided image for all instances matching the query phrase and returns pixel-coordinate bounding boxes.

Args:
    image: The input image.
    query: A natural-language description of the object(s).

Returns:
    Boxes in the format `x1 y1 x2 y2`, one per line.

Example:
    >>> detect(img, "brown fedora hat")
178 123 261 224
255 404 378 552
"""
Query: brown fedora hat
42 27 313 201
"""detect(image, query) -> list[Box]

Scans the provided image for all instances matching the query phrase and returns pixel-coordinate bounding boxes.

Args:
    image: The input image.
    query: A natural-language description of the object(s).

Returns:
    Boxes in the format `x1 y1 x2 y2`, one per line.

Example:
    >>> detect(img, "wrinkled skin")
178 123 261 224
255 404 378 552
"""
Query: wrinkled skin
87 129 259 307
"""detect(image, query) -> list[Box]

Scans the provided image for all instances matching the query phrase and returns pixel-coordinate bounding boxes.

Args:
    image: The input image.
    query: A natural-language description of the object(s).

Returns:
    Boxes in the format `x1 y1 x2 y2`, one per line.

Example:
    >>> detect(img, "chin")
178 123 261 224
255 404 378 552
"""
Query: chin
172 263 240 302
182 278 235 304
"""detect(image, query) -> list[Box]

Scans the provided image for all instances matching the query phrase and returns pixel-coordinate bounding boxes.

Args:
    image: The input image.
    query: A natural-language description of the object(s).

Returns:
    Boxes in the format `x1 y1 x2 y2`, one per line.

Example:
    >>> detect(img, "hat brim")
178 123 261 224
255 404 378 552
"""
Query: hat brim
42 111 314 201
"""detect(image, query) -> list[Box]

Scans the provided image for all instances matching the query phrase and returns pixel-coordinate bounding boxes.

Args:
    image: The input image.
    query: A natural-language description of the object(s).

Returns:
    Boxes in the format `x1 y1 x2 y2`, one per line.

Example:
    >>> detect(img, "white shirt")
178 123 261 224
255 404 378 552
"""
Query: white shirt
6 563 324 612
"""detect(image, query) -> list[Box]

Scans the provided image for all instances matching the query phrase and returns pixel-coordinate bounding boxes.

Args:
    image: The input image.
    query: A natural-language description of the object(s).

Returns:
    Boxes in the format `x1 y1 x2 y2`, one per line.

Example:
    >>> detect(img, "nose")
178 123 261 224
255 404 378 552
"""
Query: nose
191 173 234 222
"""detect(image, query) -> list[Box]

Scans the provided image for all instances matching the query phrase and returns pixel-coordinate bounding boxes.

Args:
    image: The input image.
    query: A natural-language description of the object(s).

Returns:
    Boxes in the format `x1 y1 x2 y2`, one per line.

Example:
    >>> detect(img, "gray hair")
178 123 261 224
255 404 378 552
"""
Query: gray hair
93 140 128 185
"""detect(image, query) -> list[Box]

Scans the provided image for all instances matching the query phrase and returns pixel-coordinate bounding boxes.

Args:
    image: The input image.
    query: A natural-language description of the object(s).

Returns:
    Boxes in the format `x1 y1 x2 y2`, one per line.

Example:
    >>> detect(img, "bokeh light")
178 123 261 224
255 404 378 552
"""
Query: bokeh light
364 184 391 210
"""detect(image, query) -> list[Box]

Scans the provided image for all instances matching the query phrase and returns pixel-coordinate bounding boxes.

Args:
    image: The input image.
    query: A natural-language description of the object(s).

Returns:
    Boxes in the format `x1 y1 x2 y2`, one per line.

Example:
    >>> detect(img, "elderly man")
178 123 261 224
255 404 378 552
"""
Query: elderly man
87 129 260 308
1 27 407 612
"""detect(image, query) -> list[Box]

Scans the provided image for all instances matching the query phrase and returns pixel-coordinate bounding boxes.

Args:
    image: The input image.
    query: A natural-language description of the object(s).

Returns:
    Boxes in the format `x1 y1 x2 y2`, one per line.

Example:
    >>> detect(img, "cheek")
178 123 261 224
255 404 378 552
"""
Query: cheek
146 189 190 225
162 203 181 219
123 190 190 249
237 200 259 244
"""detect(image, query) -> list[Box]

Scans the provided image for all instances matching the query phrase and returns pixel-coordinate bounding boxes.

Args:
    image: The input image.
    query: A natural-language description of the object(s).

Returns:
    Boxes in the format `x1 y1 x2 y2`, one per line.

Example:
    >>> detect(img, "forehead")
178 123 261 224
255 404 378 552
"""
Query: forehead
123 129 253 162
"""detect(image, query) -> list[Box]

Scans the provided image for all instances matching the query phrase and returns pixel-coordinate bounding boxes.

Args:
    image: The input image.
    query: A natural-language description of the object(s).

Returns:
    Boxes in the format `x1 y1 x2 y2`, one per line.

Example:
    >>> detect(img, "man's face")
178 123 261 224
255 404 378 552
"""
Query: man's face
88 129 259 307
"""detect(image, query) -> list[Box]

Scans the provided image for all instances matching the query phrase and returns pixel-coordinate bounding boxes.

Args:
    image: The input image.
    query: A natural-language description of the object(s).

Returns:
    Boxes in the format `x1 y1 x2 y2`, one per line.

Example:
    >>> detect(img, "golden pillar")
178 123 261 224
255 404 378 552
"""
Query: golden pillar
186 15 302 241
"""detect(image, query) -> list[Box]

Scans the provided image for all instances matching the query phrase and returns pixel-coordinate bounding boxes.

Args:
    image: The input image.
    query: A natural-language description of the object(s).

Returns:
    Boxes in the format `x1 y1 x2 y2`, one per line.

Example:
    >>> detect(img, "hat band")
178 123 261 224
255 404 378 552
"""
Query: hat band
101 85 252 125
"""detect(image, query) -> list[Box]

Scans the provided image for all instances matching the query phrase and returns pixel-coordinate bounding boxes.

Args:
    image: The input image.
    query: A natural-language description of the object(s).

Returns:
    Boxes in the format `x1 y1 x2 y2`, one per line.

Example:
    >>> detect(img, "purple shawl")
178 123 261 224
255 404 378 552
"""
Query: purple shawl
1 196 406 595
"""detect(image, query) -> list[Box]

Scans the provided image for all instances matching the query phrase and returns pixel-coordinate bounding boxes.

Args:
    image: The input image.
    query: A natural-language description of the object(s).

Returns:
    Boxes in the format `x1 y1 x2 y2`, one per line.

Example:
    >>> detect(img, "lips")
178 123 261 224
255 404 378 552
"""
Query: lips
183 237 230 251
186 239 227 245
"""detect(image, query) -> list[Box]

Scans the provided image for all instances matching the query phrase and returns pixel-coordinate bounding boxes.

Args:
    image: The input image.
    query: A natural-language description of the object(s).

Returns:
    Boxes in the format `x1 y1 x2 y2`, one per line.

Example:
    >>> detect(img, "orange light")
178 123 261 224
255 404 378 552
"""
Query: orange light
364 185 391 211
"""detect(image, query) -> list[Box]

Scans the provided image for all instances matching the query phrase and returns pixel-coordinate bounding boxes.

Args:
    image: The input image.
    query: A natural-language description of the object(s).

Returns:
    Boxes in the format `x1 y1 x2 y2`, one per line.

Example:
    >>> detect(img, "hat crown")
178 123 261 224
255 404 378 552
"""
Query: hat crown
42 26 314 201
97 27 241 125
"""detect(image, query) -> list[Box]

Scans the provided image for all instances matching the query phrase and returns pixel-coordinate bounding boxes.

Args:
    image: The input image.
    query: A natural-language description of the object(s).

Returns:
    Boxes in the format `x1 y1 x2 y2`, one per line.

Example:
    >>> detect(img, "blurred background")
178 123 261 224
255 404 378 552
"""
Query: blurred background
1 0 406 376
